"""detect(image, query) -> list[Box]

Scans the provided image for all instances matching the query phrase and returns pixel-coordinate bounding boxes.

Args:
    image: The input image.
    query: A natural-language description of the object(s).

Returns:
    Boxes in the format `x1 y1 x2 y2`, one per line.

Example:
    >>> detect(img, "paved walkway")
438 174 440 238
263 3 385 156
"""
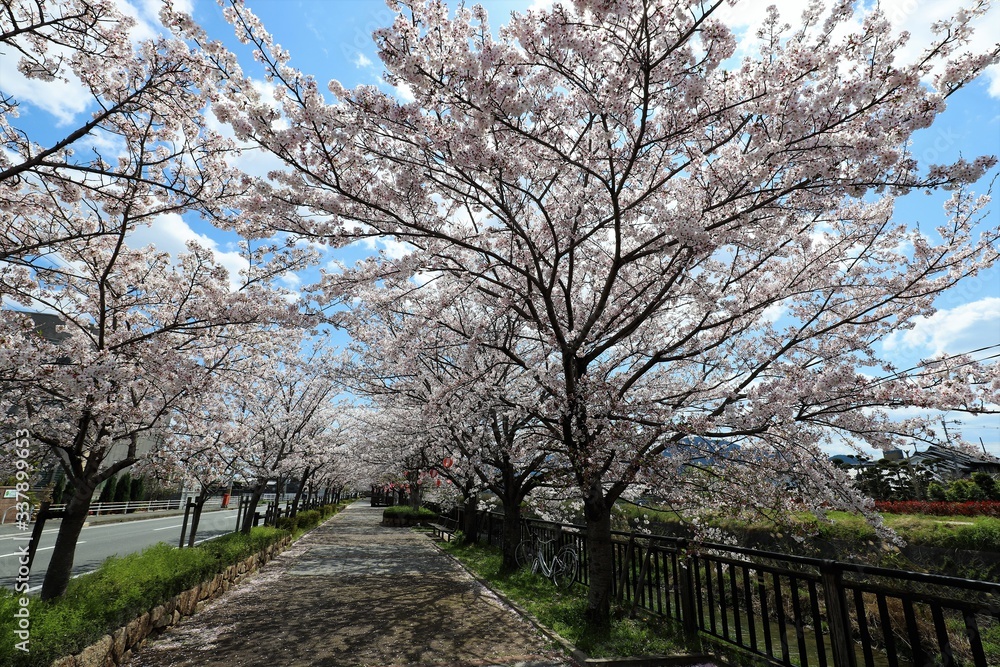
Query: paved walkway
124 501 571 667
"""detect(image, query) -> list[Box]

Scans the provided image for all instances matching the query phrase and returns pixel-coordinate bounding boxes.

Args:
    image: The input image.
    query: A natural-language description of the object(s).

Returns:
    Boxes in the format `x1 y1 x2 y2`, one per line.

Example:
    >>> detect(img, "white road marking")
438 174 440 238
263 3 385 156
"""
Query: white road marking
0 546 52 559
2 542 87 559
0 528 59 541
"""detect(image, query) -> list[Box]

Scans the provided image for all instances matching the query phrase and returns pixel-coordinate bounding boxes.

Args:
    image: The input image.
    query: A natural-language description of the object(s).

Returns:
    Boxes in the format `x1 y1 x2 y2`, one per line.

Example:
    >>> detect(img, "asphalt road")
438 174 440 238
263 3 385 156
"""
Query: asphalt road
0 508 241 593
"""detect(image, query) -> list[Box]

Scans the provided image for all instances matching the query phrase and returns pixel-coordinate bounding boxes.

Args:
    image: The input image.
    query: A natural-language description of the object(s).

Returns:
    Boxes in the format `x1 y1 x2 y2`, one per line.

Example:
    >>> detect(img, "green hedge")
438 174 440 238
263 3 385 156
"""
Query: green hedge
0 527 287 667
382 506 437 520
275 503 341 531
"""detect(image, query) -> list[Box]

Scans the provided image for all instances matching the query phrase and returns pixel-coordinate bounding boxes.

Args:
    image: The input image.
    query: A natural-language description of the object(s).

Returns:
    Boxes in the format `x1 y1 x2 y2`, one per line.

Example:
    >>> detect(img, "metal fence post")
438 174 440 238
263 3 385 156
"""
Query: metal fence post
820 560 855 667
616 532 636 603
677 539 700 644
178 498 193 548
26 501 50 572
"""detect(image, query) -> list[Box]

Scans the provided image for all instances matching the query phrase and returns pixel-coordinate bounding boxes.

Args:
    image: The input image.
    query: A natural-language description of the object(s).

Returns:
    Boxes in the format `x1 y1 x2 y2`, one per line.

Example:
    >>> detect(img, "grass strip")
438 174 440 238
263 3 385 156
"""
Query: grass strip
441 540 688 659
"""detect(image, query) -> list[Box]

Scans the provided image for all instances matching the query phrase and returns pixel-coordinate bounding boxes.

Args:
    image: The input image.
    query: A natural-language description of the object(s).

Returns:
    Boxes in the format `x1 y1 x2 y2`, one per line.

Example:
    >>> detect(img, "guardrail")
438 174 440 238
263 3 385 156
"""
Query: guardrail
1 504 29 525
468 510 999 667
44 497 225 516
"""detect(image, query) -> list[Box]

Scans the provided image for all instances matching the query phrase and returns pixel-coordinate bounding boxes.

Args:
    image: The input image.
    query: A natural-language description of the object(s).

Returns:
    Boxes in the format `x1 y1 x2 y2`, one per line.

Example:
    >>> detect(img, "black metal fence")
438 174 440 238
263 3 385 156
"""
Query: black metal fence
457 509 999 667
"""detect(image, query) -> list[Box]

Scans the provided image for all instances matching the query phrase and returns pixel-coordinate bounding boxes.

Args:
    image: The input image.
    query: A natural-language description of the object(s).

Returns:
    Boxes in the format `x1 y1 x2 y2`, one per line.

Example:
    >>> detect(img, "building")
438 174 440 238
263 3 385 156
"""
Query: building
905 444 1000 480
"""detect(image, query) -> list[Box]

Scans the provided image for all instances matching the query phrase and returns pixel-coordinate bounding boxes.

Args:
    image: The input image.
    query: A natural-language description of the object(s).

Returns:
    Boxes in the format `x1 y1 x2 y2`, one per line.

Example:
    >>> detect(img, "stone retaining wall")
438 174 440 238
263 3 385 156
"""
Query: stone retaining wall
49 535 292 667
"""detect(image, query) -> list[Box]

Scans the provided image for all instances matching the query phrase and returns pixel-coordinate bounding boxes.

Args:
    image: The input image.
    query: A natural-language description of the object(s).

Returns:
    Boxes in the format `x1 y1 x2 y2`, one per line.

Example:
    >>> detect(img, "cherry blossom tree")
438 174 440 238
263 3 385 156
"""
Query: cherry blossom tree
200 337 342 533
158 387 250 546
288 427 349 512
0 0 265 270
182 0 1000 626
0 233 299 599
338 277 565 567
0 0 328 600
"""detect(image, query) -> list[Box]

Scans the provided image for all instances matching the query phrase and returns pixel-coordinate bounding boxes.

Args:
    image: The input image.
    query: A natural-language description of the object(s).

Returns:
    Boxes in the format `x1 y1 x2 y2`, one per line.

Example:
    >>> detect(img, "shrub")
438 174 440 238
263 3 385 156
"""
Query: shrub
97 476 117 503
275 514 298 531
112 473 131 503
874 500 1000 518
927 482 948 501
275 503 343 531
51 478 66 504
129 476 145 502
945 479 987 502
972 473 999 501
382 506 436 520
294 509 322 530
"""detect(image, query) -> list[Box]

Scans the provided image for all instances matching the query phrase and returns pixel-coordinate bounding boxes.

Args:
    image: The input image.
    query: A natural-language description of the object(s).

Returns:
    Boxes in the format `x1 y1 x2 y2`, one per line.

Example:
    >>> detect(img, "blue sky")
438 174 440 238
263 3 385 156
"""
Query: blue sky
4 0 998 455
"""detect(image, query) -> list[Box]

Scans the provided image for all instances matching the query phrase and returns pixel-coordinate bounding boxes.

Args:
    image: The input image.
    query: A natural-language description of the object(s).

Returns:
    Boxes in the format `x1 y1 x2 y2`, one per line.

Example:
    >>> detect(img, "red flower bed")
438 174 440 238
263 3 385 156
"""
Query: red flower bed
874 500 1000 518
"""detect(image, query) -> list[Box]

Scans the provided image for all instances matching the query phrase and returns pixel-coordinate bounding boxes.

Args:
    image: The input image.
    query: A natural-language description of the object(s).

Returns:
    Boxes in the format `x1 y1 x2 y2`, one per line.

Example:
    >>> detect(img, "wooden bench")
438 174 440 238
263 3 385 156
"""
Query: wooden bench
431 514 460 541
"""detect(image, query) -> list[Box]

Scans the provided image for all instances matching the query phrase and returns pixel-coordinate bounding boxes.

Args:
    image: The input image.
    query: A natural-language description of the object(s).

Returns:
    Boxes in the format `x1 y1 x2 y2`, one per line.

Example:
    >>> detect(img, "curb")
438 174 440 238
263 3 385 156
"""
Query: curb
429 537 716 667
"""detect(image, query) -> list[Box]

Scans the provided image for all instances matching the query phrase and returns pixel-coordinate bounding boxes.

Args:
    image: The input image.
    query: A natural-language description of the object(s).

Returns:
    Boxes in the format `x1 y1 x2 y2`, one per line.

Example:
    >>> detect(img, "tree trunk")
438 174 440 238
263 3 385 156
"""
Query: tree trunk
40 481 94 600
462 493 479 543
501 500 523 573
408 480 420 511
290 468 310 517
583 482 614 631
240 484 266 534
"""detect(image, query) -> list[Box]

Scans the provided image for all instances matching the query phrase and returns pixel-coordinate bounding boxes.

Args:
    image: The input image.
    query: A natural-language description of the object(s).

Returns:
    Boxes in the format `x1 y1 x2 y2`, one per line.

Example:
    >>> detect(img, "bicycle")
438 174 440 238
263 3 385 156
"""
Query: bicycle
515 528 579 589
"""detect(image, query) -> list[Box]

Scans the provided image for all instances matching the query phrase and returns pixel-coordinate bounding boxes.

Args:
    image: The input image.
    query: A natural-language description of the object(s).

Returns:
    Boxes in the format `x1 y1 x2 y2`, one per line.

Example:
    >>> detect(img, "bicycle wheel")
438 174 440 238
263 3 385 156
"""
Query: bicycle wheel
514 540 536 569
551 545 579 589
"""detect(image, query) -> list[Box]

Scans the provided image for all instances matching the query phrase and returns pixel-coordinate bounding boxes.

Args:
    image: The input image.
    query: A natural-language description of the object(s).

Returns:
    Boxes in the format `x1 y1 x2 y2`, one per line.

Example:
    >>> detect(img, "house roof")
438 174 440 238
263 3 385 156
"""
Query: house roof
829 454 873 467
909 444 999 470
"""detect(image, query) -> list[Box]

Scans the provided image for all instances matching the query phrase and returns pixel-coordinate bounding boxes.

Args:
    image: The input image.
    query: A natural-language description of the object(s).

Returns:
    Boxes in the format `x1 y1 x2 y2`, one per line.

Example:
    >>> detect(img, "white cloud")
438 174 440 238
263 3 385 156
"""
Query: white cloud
526 0 555 11
110 0 156 42
128 213 250 289
360 236 414 260
277 271 302 290
0 56 91 126
988 67 1000 98
354 52 373 69
883 297 1000 356
0 0 188 126
760 301 787 324
394 81 415 103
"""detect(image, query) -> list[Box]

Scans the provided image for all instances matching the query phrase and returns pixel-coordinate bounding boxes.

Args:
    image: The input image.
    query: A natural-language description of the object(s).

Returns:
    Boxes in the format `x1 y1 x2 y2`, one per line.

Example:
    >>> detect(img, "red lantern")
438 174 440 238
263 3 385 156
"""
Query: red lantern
435 479 441 487
429 468 438 477
442 457 453 468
